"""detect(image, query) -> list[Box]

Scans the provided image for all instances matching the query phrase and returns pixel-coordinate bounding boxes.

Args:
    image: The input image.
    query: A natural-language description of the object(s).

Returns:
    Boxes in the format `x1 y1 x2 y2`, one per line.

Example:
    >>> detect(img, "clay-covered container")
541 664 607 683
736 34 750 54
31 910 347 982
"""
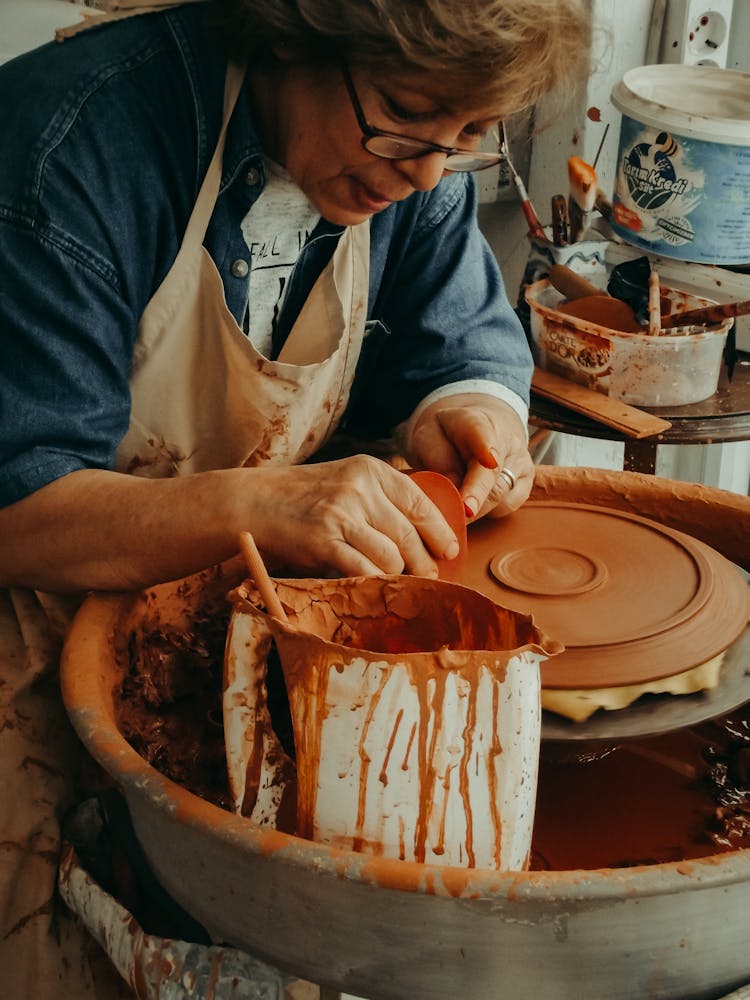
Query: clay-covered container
225 575 558 870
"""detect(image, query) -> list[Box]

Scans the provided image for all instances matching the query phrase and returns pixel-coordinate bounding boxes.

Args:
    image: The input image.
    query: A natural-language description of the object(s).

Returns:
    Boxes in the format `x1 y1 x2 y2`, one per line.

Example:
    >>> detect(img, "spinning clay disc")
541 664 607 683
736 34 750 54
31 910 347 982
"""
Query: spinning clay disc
460 502 749 690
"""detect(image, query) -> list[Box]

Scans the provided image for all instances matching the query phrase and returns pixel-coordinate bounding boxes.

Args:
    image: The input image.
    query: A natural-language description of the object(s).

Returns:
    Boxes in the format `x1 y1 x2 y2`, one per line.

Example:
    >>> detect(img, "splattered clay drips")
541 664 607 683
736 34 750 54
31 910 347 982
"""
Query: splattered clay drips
113 580 750 871
248 576 552 870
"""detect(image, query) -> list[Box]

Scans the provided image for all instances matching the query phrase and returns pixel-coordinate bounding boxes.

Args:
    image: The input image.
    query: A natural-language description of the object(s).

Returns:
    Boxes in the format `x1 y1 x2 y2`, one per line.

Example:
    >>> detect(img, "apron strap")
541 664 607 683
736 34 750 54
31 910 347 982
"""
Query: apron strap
181 61 246 250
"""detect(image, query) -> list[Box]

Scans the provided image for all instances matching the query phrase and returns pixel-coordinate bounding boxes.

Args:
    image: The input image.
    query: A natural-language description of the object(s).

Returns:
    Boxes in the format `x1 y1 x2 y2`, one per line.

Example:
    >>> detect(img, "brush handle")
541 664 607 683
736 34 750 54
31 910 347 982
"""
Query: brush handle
551 194 569 246
661 298 750 330
510 171 547 242
548 264 602 300
521 201 547 242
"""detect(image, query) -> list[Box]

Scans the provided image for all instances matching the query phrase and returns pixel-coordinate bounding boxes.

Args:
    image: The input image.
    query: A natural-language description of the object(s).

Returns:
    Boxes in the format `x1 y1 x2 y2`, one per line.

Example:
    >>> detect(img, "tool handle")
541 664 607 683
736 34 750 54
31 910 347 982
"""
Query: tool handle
520 200 547 242
661 298 750 330
551 194 569 246
548 264 603 301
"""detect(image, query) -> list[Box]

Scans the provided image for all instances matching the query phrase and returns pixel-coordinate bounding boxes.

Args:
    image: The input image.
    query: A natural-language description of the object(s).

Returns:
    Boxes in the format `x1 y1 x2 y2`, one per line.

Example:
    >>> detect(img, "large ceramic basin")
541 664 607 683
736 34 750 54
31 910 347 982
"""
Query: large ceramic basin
61 467 750 999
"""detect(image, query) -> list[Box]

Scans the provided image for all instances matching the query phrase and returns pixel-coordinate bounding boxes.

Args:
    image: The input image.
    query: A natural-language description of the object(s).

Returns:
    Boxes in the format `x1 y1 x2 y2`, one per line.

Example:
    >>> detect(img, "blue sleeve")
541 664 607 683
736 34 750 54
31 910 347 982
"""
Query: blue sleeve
0 19 202 508
346 173 533 437
0 222 135 506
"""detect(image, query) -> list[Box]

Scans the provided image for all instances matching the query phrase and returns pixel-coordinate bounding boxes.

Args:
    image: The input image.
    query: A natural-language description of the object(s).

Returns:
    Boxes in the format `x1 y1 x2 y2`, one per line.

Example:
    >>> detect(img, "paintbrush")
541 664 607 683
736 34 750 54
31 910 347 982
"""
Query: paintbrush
661 297 750 330
567 156 597 242
503 123 547 242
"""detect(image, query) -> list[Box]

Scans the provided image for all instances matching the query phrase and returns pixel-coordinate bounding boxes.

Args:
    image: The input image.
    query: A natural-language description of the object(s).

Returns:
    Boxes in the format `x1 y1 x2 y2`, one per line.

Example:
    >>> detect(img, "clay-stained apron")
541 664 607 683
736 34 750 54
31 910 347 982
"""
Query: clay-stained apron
115 59 370 476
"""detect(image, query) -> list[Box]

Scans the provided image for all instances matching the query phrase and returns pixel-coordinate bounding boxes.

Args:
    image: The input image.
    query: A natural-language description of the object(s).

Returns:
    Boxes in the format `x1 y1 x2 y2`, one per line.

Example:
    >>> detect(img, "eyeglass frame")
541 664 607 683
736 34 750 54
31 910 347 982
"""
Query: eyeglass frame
340 62 505 173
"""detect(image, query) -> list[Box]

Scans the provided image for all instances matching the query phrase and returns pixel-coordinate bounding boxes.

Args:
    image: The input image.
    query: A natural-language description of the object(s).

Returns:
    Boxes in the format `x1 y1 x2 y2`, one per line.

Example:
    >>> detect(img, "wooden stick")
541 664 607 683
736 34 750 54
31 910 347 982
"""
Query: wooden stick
238 531 288 622
547 264 603 300
531 369 672 439
648 268 661 336
661 297 750 330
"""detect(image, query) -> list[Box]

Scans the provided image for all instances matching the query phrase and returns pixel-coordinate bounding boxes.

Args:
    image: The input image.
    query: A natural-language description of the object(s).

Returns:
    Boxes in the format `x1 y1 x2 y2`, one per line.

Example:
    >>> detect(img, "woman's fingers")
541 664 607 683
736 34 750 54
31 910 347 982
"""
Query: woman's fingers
328 514 441 578
463 450 535 519
409 401 532 517
252 456 458 578
435 407 498 471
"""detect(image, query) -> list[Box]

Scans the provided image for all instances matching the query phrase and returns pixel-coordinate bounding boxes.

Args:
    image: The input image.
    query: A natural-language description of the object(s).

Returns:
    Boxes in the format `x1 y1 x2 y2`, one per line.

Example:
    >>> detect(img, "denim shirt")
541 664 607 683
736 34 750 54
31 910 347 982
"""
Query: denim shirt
0 3 532 508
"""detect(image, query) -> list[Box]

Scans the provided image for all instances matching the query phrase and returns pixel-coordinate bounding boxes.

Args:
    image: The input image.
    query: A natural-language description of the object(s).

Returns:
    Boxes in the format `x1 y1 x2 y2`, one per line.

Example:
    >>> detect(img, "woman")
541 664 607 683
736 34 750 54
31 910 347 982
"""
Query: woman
0 0 592 995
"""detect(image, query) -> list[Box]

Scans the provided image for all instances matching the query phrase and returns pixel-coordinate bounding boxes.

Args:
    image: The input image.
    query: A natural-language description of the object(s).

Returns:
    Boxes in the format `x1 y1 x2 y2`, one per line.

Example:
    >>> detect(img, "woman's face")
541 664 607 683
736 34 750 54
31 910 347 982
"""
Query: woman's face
254 61 504 226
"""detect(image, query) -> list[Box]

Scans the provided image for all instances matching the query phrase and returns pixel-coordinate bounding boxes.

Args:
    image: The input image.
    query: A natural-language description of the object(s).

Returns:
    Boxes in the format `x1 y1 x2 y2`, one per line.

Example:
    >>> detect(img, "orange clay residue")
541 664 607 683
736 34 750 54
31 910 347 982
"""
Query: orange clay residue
250 575 551 870
614 201 643 232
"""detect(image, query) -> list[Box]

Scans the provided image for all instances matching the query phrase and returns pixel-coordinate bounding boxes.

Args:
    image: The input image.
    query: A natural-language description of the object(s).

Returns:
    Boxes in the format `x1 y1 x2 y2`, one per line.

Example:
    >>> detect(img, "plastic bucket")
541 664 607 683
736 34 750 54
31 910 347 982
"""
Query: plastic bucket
610 64 750 264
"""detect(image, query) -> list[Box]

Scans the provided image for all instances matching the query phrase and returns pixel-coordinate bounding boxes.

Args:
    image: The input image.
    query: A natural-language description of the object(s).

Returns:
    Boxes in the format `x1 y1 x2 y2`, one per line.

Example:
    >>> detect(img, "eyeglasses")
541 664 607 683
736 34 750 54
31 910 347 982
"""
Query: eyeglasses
341 63 505 173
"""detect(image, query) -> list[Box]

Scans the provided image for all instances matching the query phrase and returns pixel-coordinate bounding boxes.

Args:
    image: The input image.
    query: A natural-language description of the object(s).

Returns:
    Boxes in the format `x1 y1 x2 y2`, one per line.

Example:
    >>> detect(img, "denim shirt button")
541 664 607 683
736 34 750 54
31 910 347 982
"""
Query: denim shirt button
244 167 261 186
231 258 249 278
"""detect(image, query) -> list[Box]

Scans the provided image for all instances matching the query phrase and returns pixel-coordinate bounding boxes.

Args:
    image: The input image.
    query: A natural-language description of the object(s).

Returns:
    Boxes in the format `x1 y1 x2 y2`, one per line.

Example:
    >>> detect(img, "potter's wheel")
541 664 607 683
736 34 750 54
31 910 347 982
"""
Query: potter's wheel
462 502 750 739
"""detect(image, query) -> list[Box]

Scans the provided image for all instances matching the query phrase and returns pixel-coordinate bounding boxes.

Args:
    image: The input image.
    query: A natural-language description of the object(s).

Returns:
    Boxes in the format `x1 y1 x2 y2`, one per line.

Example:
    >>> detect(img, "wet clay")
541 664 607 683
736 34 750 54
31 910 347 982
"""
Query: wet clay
460 502 750 690
557 295 643 333
532 707 750 869
113 600 750 869
114 571 233 810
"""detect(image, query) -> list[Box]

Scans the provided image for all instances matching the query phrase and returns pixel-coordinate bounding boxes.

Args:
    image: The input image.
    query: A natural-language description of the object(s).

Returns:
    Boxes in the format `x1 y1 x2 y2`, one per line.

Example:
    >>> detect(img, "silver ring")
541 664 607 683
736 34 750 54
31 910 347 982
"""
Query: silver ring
498 467 516 491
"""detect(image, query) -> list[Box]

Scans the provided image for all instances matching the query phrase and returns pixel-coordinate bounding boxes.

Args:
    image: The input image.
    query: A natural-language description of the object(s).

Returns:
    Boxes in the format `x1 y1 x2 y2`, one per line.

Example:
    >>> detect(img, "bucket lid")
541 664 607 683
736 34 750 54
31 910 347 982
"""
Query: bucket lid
611 64 750 145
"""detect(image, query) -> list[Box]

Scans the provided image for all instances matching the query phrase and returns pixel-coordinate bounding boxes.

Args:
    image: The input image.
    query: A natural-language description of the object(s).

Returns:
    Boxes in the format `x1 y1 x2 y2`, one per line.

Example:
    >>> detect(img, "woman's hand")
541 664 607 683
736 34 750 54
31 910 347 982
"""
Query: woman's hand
402 393 534 518
247 455 460 578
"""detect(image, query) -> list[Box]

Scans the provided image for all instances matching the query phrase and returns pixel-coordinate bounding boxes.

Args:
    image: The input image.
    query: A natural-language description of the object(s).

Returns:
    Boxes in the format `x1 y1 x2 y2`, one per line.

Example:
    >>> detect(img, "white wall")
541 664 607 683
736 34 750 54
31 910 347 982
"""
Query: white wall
728 1 750 71
0 0 87 64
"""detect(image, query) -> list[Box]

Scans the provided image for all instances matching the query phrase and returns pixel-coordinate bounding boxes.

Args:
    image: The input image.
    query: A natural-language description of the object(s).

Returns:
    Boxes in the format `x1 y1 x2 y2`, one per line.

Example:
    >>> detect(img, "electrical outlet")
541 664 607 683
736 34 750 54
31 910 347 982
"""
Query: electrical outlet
660 0 734 67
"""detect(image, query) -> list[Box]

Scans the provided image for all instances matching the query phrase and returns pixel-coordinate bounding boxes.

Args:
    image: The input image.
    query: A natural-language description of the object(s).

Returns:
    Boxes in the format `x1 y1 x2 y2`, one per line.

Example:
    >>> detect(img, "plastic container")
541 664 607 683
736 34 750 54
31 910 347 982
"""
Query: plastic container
607 326 729 407
610 64 750 264
525 278 731 406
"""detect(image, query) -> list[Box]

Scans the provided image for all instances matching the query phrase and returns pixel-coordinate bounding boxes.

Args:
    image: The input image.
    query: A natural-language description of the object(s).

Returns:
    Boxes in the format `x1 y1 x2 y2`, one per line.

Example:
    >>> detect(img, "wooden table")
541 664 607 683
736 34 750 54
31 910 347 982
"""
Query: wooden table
529 352 750 474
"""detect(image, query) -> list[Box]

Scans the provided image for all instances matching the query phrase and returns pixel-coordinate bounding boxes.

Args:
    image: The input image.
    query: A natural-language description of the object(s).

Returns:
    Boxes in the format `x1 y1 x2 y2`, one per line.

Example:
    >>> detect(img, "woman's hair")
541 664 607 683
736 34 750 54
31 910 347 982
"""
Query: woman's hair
210 0 593 115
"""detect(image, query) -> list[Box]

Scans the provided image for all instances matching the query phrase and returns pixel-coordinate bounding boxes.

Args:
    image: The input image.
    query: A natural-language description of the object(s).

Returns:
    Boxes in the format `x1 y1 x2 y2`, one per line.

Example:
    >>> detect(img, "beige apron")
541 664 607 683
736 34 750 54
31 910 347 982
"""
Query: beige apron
1 2 369 995
115 66 370 477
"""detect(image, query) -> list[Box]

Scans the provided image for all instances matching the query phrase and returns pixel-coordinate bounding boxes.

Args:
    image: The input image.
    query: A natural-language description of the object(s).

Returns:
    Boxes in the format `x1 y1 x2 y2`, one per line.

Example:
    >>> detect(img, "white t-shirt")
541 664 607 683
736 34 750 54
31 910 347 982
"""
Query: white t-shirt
240 158 320 357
